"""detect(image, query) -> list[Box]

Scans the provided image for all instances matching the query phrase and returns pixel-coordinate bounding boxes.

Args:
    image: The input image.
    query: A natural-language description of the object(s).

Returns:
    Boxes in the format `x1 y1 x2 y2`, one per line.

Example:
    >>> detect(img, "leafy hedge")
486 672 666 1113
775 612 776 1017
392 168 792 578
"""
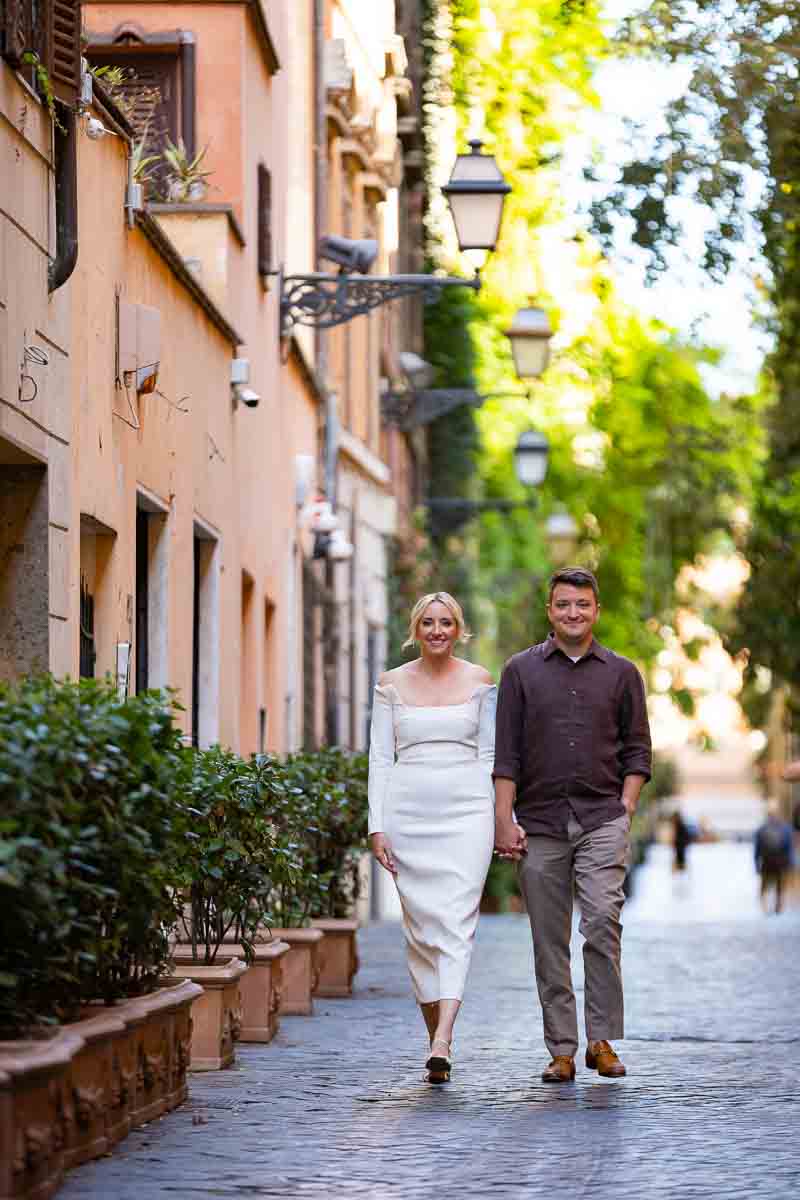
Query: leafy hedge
0 677 185 1034
0 677 369 1036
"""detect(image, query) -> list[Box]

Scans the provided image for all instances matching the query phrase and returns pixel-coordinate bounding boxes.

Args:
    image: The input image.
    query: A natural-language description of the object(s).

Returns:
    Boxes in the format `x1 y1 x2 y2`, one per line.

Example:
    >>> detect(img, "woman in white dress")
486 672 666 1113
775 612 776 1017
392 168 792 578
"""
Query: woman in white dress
368 591 496 1082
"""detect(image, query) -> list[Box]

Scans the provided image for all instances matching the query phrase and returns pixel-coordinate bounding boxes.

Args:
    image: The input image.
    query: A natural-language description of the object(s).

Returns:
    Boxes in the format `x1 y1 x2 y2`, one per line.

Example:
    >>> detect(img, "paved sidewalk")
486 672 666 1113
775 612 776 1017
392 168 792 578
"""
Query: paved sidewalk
62 843 800 1199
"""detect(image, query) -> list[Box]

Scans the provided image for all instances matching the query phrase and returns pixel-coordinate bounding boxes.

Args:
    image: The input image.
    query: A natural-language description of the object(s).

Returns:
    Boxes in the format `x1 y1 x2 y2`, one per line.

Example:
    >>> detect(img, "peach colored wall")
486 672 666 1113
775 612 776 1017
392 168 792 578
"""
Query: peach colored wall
84 4 248 224
83 2 322 754
0 66 75 676
72 119 240 747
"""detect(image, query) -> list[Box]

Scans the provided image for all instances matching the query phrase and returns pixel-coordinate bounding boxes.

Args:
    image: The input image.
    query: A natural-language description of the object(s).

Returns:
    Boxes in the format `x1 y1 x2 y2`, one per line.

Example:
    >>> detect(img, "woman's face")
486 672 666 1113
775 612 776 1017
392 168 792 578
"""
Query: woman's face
417 601 458 658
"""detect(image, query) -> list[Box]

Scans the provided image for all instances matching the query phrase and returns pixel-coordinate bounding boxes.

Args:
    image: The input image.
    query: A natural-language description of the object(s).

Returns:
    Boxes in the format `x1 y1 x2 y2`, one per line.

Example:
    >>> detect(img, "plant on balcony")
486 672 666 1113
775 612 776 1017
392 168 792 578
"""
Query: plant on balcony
170 748 301 963
0 676 186 1037
161 137 213 202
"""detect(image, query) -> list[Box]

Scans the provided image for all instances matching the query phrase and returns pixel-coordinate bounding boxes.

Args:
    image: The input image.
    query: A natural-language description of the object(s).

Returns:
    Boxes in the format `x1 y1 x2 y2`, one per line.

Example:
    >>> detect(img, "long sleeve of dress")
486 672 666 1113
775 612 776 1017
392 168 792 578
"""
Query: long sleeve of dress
477 685 497 776
367 684 395 834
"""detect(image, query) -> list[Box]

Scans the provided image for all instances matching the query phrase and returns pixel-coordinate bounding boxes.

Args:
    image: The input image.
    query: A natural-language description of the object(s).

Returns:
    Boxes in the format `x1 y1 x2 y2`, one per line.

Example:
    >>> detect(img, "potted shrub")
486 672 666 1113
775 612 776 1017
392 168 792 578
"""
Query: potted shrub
0 676 201 1194
302 748 369 997
248 754 331 1016
161 137 213 202
167 748 295 1061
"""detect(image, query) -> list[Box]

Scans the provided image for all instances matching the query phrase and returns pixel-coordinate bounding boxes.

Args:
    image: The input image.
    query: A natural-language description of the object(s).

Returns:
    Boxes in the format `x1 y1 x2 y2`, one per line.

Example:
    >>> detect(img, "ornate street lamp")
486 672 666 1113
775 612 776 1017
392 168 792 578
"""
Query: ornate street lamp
279 142 511 336
513 429 550 488
505 306 554 380
442 139 511 254
426 429 549 516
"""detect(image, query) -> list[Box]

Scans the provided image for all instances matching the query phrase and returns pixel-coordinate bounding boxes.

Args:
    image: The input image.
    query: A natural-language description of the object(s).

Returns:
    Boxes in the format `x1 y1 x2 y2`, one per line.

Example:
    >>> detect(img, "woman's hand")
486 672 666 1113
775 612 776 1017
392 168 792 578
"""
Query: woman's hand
371 832 398 875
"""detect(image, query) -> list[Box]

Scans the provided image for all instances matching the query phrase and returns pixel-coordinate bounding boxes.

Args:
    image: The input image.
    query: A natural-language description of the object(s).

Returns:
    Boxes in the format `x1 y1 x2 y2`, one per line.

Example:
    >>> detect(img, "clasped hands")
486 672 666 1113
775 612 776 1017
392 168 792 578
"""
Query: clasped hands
494 818 527 861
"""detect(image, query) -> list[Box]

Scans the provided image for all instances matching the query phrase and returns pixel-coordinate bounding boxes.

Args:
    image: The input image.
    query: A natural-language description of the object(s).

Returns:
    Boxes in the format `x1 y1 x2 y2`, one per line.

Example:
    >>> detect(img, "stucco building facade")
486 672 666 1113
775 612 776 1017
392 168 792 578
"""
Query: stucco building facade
1 0 427 756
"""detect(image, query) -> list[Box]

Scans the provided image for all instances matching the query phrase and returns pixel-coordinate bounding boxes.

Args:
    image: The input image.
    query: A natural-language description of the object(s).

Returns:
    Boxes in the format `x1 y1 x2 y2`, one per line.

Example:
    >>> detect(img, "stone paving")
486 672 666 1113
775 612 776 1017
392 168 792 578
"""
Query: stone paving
62 842 800 1199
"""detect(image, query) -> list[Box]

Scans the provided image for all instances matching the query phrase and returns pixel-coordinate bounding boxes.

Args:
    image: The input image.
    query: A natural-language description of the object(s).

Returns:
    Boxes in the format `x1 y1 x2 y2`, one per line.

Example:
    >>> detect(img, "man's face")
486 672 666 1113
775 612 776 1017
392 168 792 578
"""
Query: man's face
547 583 599 647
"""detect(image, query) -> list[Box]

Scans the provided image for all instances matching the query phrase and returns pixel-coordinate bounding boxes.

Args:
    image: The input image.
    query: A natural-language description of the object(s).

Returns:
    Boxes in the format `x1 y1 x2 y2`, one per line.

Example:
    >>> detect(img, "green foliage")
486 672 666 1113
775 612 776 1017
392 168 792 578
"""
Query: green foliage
0 676 370 1031
582 3 800 712
0 677 185 1035
420 1 765 682
644 753 680 802
283 748 369 920
170 748 301 964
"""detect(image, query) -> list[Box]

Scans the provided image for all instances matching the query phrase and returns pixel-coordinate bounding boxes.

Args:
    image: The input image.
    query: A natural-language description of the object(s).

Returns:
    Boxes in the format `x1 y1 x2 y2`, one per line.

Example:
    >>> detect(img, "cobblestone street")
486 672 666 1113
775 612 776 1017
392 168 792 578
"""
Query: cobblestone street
62 841 800 1200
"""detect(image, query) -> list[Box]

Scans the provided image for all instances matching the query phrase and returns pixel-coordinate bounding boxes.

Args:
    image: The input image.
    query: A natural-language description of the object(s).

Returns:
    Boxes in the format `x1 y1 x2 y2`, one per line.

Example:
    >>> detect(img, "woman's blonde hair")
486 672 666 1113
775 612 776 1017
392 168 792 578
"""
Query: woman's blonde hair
403 592 472 649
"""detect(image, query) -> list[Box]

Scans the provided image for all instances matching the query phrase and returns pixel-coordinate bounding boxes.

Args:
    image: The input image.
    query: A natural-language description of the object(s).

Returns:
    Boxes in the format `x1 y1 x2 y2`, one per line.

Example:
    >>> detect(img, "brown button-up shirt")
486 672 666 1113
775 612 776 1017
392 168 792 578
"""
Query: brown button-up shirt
493 635 652 837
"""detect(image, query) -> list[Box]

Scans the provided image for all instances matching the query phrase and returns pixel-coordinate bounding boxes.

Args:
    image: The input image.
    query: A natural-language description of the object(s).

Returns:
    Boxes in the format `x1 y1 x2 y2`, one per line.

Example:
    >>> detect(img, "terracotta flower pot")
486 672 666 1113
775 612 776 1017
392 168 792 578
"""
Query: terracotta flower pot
310 919 360 997
168 955 248 1070
0 979 201 1200
264 929 325 1016
220 942 290 1042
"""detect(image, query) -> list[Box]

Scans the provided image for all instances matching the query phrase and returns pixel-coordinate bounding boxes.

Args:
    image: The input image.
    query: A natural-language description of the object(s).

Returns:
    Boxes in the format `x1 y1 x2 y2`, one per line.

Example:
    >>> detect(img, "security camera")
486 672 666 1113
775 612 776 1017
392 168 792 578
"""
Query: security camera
319 235 379 274
238 386 261 408
85 116 114 140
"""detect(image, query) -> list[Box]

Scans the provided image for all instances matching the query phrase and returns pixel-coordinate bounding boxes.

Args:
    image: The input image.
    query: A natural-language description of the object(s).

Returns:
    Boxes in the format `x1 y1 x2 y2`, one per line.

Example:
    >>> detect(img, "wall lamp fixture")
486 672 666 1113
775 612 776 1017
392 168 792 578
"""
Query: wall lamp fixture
279 140 510 338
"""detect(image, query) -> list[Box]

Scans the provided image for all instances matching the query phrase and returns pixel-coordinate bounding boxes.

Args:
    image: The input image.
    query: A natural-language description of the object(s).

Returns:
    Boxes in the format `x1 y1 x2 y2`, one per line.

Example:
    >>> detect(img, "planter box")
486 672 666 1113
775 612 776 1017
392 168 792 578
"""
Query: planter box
310 919 360 997
220 942 290 1043
265 929 325 1016
168 956 248 1071
0 980 200 1200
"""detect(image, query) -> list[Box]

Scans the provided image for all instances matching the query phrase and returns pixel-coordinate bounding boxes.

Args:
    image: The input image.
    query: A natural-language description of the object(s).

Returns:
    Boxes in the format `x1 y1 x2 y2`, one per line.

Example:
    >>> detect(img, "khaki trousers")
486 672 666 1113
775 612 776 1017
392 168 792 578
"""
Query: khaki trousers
518 812 630 1058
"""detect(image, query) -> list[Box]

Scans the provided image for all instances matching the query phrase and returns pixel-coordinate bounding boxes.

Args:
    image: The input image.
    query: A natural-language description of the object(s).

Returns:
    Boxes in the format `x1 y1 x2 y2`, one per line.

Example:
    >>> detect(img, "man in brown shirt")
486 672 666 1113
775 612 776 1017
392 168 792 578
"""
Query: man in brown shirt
494 566 651 1082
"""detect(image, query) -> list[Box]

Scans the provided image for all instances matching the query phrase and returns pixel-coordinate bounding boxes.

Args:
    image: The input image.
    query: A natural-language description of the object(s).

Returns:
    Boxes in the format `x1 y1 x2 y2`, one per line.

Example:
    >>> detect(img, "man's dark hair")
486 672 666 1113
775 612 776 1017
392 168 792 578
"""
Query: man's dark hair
548 567 599 601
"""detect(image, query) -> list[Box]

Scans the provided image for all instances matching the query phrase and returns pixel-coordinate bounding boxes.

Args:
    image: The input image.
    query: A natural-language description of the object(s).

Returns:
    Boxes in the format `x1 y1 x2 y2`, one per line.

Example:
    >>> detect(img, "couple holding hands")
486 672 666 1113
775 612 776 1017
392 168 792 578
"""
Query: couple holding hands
368 567 651 1084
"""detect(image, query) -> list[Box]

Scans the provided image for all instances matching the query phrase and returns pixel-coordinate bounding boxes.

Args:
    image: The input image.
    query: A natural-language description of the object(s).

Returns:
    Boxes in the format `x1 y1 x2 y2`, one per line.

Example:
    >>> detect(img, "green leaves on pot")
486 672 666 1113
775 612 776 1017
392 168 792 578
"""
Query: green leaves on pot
0 676 185 1036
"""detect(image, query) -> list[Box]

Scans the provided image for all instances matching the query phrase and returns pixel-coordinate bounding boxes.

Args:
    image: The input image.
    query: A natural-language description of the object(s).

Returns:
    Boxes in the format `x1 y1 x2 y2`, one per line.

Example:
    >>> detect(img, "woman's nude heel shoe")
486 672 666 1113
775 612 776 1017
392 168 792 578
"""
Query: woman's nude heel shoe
426 1037 452 1084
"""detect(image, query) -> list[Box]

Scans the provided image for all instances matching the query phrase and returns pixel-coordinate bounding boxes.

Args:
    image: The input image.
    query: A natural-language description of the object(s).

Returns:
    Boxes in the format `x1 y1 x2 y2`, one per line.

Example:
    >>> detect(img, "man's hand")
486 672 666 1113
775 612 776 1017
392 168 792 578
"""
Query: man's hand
494 817 528 861
621 774 646 820
370 832 397 875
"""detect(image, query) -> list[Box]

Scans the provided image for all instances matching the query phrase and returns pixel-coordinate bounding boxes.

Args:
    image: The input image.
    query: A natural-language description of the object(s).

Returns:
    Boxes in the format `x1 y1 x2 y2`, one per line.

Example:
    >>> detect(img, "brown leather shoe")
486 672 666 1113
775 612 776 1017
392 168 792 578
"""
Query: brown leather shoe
586 1040 626 1077
541 1055 576 1083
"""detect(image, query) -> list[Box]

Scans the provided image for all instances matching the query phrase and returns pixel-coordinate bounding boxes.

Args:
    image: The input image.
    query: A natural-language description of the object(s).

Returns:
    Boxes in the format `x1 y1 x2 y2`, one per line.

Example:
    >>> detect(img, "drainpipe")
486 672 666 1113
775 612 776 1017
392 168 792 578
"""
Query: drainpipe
314 0 340 747
49 109 78 292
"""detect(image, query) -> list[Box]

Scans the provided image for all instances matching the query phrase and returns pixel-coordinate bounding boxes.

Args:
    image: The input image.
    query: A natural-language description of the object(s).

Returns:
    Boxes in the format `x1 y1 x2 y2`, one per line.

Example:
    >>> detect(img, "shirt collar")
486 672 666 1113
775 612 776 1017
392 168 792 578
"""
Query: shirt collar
542 634 608 663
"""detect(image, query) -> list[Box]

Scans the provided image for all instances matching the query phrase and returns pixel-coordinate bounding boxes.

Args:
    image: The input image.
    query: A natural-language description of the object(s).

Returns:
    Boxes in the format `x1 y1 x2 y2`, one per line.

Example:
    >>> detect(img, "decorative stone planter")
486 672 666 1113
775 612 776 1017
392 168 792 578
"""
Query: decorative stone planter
221 942 290 1043
310 919 360 997
168 955 248 1070
0 979 200 1200
265 929 325 1016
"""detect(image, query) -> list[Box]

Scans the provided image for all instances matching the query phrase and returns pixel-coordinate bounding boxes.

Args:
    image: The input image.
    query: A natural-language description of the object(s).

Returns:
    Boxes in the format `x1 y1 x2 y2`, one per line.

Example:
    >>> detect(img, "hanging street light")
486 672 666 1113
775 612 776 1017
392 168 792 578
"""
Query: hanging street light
505 306 554 380
513 429 550 489
545 508 580 565
441 139 512 255
279 140 512 337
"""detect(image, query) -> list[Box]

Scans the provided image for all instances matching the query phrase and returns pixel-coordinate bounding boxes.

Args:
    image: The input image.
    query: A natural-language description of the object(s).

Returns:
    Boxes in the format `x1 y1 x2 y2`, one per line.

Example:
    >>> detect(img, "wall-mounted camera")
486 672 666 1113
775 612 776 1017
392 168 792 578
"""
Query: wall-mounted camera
230 358 259 408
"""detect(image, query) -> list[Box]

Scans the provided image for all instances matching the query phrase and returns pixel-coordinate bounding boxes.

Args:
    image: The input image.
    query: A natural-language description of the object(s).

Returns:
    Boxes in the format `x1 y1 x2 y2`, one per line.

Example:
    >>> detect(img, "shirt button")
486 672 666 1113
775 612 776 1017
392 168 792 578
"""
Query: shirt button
569 741 575 747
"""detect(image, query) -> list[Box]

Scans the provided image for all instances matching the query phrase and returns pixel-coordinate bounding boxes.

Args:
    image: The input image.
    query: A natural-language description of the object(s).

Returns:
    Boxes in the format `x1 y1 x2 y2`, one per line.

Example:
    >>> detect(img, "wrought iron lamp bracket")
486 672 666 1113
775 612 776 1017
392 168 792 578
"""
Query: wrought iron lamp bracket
279 268 480 337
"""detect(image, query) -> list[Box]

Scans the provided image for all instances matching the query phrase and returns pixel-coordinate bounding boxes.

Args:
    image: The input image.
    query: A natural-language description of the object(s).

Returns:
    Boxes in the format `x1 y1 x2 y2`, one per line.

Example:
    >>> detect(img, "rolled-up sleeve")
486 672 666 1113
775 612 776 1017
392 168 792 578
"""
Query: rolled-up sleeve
367 685 395 834
493 660 523 782
619 665 652 781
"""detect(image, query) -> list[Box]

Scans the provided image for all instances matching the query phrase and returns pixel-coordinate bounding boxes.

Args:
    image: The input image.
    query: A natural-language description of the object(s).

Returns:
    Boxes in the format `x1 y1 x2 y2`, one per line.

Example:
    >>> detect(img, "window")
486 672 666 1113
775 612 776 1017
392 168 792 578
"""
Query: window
258 163 273 280
84 30 196 197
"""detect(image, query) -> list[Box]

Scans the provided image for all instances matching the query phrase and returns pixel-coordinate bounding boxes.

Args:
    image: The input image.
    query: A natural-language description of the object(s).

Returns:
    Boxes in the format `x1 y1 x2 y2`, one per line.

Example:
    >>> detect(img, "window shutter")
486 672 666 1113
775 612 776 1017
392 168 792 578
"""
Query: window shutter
258 163 272 279
1 0 31 67
47 0 80 103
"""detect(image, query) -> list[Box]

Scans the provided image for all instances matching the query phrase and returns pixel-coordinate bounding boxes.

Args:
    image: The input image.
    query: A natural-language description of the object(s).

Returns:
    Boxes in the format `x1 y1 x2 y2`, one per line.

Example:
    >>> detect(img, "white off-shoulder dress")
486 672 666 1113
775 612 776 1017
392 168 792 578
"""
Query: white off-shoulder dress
368 682 496 1002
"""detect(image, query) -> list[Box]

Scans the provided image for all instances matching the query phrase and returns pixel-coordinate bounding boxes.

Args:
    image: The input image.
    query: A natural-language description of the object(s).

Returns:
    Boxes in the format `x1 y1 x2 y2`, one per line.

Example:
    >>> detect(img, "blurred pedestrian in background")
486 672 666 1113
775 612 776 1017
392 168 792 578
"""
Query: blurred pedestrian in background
754 800 793 915
671 810 692 872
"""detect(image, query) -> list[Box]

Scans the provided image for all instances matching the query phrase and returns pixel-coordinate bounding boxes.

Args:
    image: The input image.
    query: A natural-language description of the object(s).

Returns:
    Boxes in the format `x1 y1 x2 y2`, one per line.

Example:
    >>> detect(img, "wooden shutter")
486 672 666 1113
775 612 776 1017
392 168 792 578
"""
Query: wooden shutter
47 0 80 102
258 163 272 279
1 0 31 67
